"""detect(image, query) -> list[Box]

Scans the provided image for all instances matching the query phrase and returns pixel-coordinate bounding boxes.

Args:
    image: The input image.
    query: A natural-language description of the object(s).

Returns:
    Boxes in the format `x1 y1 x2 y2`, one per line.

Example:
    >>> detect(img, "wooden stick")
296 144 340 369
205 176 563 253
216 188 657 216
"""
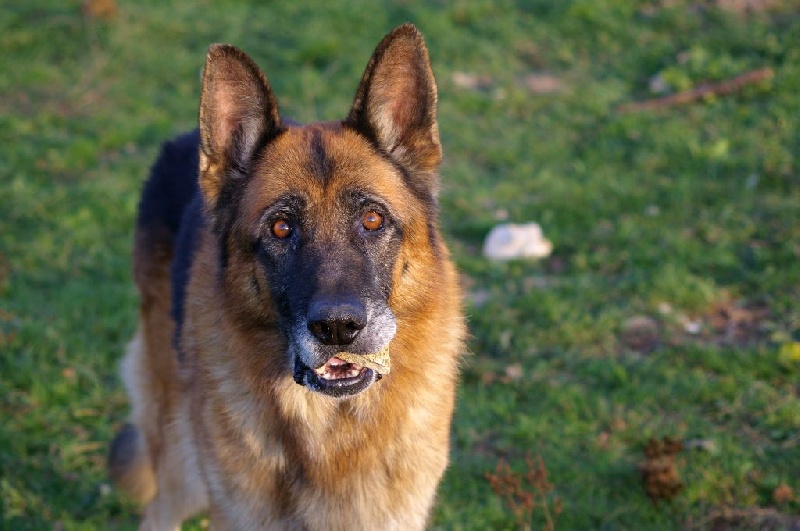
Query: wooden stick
617 67 774 113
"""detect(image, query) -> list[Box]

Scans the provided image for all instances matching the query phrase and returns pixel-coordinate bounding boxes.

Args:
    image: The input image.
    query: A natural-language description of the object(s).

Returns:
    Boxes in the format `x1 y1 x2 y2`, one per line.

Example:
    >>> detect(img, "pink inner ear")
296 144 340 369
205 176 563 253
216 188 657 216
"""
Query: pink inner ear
390 64 420 130
212 90 240 153
371 59 426 148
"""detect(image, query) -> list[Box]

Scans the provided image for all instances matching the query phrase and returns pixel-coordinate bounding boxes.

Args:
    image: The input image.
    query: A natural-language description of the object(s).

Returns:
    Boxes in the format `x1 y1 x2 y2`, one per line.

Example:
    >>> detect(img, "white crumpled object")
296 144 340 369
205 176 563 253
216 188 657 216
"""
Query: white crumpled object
482 223 553 261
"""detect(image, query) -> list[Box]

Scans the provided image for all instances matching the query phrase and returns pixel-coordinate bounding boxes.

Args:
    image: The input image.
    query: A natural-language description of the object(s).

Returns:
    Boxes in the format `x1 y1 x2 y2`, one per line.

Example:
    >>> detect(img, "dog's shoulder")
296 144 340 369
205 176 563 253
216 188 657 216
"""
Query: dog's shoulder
137 129 201 240
135 129 205 353
170 193 205 352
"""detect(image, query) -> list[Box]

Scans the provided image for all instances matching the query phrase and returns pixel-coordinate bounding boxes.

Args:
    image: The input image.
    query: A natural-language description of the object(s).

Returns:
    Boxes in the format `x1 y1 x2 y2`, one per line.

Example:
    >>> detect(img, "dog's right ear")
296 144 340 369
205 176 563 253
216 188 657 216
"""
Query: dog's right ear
199 44 282 214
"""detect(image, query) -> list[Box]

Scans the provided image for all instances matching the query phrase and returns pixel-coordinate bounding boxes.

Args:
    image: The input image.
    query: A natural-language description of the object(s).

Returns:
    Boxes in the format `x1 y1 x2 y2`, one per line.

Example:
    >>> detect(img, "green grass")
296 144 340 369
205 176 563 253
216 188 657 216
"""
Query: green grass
2 0 799 529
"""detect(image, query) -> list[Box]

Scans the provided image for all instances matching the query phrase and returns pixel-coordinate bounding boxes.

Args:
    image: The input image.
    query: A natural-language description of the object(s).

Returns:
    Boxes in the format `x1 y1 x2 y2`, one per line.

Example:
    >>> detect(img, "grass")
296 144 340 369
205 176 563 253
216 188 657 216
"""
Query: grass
2 0 799 528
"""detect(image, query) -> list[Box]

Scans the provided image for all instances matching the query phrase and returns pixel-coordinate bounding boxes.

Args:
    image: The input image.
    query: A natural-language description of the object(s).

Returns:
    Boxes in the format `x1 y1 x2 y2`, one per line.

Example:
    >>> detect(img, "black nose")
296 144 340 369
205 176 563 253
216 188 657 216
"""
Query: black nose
307 298 367 346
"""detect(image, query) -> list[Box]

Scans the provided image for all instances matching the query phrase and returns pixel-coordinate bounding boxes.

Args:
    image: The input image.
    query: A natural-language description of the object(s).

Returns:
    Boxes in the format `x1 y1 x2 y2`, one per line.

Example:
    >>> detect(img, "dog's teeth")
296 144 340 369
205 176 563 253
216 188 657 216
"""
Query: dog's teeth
313 359 365 382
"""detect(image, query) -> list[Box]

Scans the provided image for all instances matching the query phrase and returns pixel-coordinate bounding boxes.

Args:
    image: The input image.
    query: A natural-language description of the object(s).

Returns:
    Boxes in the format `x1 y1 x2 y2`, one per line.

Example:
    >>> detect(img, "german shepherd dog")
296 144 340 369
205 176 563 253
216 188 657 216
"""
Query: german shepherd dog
109 24 465 530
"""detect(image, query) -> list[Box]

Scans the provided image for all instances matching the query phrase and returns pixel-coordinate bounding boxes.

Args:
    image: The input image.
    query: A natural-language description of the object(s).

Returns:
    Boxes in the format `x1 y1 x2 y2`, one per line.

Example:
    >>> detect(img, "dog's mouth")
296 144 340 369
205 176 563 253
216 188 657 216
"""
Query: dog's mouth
293 355 381 398
314 356 369 380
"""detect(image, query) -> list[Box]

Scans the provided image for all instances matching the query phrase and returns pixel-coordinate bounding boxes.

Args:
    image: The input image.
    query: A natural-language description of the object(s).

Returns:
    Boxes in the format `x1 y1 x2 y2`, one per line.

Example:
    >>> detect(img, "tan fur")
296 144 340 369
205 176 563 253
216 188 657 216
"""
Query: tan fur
112 24 464 530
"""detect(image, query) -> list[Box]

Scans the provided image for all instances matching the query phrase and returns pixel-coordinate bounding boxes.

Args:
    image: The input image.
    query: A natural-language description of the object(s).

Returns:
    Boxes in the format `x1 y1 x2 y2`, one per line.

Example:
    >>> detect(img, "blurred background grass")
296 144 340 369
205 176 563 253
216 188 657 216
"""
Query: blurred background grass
1 0 799 529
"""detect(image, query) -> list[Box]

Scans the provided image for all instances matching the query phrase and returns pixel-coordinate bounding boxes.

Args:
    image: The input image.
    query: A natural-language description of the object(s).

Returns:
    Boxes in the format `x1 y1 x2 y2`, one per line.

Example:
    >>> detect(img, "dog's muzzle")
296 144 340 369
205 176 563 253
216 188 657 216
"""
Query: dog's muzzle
293 351 387 398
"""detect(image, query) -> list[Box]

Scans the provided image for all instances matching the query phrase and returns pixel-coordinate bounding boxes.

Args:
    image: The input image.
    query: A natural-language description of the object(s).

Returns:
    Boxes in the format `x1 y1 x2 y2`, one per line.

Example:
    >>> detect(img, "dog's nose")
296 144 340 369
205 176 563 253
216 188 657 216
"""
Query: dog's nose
307 299 367 345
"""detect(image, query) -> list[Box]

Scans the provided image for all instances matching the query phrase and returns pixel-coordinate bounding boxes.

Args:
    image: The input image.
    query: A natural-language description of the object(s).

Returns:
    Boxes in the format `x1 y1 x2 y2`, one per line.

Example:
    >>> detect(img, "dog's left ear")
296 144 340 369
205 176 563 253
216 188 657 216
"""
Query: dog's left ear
346 24 441 194
198 44 282 215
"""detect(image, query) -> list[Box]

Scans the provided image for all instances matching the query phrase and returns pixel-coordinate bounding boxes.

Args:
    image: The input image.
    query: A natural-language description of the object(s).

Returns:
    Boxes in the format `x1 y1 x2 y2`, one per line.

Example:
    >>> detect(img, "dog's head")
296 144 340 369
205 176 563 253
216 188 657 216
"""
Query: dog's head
196 25 441 399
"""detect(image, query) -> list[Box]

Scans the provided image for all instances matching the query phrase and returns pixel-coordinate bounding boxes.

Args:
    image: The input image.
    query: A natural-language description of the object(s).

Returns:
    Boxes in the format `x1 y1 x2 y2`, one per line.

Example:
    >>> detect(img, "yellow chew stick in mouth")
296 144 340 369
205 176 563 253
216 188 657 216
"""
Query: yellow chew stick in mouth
335 345 391 375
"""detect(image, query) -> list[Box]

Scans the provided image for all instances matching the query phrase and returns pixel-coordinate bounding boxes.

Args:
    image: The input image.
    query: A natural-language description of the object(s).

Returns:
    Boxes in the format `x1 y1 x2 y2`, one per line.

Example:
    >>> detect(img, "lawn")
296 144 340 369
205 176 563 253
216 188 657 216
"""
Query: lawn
1 0 798 529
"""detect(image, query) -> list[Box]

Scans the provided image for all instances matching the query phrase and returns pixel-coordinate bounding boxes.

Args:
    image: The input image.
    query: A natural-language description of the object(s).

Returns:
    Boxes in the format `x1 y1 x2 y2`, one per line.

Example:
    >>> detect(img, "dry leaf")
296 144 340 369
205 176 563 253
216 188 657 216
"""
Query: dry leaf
773 483 794 504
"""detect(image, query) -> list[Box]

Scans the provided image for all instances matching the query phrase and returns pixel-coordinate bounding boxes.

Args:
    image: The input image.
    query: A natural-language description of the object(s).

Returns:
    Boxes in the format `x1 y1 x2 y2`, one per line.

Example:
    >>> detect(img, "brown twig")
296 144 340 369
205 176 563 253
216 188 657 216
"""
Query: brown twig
617 67 774 113
639 436 684 505
485 454 563 531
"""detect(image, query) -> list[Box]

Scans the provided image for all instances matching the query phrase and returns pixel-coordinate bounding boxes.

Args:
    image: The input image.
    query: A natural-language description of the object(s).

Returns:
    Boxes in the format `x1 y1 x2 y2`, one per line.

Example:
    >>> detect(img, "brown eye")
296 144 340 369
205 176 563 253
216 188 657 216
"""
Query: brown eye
271 219 292 239
362 211 383 231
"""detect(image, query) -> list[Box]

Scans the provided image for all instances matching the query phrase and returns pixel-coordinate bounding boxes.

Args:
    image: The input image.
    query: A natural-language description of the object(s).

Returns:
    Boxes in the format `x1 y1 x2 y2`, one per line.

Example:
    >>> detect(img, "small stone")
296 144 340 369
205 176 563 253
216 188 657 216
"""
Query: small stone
504 363 524 380
483 223 553 261
452 71 492 90
683 320 702 335
684 438 718 454
522 73 563 94
649 73 670 95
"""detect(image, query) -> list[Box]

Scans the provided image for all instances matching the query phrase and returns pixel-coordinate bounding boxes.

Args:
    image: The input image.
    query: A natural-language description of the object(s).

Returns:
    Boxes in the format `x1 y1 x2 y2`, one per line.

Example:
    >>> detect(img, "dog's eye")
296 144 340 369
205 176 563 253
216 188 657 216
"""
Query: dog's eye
271 219 293 239
362 211 384 231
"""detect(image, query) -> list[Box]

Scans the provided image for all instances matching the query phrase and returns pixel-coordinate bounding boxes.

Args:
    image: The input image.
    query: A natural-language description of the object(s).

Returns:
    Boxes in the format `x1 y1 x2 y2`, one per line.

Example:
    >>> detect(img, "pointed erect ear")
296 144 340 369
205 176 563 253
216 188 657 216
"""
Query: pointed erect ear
198 44 281 211
346 24 442 192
